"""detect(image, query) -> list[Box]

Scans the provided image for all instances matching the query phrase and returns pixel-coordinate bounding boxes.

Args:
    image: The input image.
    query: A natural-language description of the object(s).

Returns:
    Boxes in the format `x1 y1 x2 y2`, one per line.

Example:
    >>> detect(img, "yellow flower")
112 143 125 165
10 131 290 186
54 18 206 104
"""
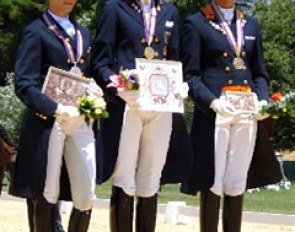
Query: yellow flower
94 108 102 115
272 115 279 119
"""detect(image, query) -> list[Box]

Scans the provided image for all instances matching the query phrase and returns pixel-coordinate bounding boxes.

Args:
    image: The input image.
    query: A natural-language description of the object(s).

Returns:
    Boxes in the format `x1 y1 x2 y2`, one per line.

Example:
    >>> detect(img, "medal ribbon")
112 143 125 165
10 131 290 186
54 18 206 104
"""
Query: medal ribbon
211 1 244 58
141 1 157 47
43 10 83 65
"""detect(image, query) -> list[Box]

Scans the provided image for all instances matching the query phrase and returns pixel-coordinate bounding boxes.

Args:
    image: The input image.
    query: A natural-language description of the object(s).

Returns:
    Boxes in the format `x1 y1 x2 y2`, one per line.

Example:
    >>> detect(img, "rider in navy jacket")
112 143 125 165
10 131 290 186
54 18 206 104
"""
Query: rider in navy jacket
91 0 192 231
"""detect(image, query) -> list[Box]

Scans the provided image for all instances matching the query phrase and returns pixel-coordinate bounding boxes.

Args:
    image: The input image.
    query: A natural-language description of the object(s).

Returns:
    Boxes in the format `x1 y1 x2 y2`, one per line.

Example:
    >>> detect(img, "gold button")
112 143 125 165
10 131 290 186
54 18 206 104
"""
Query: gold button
154 37 160 43
140 37 146 44
155 51 159 57
225 66 231 72
243 80 248 84
65 38 70 43
80 59 85 64
228 79 233 85
241 51 246 57
223 52 228 58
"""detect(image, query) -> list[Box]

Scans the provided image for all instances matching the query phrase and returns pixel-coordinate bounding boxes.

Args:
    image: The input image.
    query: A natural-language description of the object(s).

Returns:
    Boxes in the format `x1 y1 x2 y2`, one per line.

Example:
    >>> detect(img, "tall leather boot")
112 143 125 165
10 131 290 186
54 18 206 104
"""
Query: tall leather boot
27 198 64 232
199 190 221 232
33 196 55 232
68 208 92 232
222 194 243 232
110 186 134 232
135 194 157 232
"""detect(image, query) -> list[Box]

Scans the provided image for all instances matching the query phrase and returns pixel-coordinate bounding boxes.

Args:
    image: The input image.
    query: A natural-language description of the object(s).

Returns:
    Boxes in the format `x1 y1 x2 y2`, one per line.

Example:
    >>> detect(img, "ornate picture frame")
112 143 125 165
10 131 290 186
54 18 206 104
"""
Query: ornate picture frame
225 91 258 114
42 66 90 106
135 58 184 113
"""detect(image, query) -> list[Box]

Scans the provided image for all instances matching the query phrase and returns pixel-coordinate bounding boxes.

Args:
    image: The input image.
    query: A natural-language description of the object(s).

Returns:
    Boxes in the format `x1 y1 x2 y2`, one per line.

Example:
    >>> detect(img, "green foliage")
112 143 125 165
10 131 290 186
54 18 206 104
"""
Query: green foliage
255 0 295 150
184 98 194 130
0 0 98 84
0 73 25 144
168 0 209 23
73 0 99 32
0 0 44 83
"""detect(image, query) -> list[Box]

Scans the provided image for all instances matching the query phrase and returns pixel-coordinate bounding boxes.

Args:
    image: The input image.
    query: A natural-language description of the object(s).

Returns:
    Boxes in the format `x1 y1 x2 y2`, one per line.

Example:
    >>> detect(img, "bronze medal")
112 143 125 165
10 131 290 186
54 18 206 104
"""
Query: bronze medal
144 46 156 60
233 57 245 70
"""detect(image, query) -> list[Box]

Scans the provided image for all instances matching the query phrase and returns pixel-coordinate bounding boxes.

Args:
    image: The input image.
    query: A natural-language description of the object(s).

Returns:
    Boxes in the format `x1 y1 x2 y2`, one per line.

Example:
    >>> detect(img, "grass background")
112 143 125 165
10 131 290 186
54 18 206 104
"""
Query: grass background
2 175 294 215
94 180 295 215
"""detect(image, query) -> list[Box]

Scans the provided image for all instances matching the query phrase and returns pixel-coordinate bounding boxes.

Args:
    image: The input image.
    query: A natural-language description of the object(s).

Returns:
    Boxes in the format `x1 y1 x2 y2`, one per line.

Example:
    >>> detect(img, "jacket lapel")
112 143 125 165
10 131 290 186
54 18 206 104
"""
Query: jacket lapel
156 2 168 26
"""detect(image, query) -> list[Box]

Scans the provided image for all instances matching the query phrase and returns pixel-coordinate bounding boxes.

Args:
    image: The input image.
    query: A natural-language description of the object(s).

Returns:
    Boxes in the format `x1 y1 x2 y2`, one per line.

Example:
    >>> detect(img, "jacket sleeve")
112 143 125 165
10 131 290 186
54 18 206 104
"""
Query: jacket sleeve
14 25 57 116
90 1 118 93
250 18 269 101
181 16 216 111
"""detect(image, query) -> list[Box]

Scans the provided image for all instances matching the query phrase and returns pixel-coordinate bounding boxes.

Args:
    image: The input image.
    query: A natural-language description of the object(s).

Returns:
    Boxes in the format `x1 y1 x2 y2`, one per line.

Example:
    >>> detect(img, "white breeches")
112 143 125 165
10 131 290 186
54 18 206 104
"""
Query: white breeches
210 115 258 197
43 118 96 211
112 106 172 197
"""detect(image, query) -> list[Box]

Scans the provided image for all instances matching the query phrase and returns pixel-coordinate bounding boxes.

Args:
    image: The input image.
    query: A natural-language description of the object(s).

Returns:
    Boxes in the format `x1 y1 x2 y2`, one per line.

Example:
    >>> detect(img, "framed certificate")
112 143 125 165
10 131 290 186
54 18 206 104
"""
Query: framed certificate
225 91 258 114
42 66 90 106
135 58 184 113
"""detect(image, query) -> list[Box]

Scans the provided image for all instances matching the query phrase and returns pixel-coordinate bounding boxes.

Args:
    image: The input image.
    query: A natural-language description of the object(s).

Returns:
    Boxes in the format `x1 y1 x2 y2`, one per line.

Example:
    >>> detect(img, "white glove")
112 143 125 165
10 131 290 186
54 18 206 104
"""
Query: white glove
55 104 80 123
173 82 189 100
118 90 140 108
210 99 236 116
252 100 270 121
86 78 103 97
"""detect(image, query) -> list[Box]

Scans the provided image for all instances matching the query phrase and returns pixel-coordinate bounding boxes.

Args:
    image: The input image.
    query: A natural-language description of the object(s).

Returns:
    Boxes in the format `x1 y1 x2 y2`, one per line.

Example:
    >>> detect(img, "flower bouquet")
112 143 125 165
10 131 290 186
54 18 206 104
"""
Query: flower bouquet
260 91 295 119
107 69 140 91
76 95 109 126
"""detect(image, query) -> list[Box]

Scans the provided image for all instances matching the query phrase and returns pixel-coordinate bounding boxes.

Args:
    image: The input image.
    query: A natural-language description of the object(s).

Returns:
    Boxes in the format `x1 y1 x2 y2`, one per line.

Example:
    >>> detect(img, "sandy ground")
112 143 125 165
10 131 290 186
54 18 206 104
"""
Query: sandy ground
281 150 295 161
0 197 294 232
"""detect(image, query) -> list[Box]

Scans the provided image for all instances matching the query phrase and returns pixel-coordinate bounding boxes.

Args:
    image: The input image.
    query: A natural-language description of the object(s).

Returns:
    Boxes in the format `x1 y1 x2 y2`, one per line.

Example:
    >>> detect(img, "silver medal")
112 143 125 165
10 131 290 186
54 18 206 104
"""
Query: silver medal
70 65 82 75
233 57 245 70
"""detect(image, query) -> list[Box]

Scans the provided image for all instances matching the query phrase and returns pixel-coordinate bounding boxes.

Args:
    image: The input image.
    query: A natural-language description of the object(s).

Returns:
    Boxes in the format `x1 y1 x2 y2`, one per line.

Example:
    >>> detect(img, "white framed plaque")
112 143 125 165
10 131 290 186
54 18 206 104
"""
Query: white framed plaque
135 58 184 113
42 66 90 106
225 91 258 114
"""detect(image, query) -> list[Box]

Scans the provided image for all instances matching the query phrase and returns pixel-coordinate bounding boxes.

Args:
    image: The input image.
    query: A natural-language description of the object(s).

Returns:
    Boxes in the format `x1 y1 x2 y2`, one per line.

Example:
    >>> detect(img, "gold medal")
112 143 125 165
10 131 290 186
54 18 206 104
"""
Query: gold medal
144 46 156 60
233 57 245 70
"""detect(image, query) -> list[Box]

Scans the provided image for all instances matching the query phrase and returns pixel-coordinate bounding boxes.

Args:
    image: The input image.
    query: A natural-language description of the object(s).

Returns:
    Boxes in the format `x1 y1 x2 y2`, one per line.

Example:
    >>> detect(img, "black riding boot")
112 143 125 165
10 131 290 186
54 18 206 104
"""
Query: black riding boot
32 196 55 232
135 194 157 232
199 190 221 232
68 208 92 232
110 186 134 232
27 199 64 232
223 194 243 232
